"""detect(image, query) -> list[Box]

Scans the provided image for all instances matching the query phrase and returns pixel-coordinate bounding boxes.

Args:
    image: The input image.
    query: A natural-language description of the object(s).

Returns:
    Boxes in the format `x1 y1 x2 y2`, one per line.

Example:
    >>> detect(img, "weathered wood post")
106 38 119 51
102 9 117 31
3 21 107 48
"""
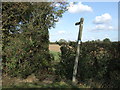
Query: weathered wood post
72 18 84 83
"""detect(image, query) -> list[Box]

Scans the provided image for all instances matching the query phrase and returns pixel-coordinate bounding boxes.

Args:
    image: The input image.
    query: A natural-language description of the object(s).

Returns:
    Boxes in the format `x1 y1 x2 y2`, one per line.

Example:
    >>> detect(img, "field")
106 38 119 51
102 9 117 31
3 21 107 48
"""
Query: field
49 44 61 52
49 44 61 63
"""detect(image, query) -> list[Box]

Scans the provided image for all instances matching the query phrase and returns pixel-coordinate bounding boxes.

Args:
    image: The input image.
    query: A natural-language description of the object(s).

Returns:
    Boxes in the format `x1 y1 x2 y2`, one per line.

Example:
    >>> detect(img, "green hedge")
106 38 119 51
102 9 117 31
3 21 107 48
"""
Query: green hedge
56 41 120 88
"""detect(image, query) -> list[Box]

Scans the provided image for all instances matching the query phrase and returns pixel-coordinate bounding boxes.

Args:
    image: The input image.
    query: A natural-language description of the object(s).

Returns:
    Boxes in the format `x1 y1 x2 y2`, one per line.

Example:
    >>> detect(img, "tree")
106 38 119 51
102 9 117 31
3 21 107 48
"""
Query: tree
2 2 68 77
58 39 67 45
103 38 111 43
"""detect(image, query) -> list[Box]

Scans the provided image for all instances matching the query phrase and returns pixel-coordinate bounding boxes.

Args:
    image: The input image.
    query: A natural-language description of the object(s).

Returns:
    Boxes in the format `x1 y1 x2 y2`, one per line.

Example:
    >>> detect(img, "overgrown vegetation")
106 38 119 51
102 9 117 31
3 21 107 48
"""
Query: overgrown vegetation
56 39 120 88
2 2 68 78
2 2 120 88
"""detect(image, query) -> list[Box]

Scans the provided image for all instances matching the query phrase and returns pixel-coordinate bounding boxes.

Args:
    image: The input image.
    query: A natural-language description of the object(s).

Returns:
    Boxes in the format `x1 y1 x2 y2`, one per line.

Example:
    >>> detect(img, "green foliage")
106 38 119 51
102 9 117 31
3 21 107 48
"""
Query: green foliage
56 45 75 80
56 41 120 88
57 39 67 45
103 38 111 43
2 2 68 78
50 51 60 62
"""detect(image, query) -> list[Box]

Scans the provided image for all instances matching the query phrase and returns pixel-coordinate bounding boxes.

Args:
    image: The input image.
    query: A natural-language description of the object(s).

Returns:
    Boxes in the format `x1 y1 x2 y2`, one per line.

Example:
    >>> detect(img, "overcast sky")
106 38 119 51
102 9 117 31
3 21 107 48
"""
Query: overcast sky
49 2 118 42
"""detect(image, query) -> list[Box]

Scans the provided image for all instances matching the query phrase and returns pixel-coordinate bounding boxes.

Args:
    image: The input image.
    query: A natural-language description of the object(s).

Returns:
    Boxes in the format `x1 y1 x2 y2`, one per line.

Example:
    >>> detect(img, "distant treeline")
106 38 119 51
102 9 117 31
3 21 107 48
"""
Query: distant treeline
50 38 119 45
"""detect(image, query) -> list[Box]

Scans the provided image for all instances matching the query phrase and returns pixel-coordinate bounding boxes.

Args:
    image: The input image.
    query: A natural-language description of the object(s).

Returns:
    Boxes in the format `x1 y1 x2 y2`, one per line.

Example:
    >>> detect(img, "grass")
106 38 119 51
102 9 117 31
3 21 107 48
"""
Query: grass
50 51 61 63
2 81 89 89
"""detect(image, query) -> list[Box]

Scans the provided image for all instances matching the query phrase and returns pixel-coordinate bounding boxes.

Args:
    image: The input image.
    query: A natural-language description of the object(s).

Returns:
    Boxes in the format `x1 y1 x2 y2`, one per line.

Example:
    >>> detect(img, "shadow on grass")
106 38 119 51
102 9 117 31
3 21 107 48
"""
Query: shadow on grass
2 81 85 89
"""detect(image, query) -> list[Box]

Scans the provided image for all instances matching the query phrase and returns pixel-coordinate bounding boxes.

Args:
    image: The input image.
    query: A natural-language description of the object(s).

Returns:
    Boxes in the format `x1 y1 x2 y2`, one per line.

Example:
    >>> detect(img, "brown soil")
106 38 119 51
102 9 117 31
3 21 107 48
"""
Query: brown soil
2 74 56 87
49 44 61 52
2 74 39 86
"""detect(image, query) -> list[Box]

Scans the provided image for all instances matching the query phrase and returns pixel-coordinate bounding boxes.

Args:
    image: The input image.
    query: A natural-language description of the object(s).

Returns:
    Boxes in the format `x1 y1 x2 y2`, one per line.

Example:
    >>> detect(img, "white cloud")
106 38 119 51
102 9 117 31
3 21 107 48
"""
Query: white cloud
93 24 114 30
93 13 112 24
57 30 66 34
67 2 93 13
108 26 114 30
95 24 106 30
92 13 114 31
104 34 109 38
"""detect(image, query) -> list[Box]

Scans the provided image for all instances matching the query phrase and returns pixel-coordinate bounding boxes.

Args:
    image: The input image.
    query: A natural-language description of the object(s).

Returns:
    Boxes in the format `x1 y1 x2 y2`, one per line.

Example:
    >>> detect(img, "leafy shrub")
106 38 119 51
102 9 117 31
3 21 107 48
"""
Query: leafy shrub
3 32 53 78
56 41 120 88
2 2 68 78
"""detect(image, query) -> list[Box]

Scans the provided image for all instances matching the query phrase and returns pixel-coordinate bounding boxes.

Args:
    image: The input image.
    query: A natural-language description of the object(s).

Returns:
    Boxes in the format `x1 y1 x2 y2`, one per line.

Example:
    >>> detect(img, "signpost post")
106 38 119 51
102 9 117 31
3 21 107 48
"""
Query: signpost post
72 18 84 83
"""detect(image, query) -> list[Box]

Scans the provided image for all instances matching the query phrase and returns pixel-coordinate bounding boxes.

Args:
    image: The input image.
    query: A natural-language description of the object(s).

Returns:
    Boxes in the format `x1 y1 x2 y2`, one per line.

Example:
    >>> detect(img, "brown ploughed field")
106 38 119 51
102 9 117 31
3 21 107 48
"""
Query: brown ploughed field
49 44 61 52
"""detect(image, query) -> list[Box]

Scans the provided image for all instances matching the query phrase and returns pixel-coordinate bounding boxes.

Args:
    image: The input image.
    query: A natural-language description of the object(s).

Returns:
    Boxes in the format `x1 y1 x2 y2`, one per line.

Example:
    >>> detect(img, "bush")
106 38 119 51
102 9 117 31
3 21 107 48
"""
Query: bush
55 44 75 80
56 41 120 88
3 31 52 78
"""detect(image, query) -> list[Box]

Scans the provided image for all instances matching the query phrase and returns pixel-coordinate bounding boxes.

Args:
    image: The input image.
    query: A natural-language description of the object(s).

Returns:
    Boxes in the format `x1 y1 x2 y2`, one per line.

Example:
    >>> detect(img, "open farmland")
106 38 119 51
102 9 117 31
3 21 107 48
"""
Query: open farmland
49 44 61 52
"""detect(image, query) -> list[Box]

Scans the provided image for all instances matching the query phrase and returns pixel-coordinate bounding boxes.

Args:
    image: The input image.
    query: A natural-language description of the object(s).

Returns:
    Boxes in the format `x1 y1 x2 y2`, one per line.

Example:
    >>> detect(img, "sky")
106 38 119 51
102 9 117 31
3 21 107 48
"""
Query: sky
49 2 118 42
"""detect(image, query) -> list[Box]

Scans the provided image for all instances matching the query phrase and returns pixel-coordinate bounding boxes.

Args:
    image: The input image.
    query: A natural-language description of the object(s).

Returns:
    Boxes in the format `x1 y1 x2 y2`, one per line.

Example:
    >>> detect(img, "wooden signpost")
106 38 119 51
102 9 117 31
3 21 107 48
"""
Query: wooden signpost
72 18 84 83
